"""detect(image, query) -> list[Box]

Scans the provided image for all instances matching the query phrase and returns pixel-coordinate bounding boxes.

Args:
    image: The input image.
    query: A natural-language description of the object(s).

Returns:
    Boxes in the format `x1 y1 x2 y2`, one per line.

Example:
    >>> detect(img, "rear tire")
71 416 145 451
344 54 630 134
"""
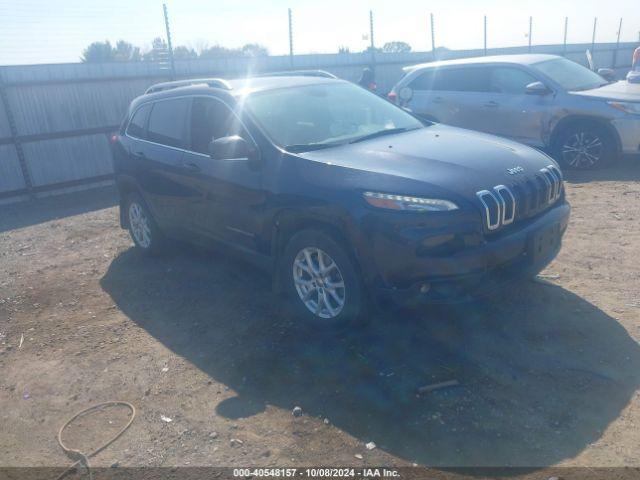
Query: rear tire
280 229 366 331
552 121 617 170
125 193 166 255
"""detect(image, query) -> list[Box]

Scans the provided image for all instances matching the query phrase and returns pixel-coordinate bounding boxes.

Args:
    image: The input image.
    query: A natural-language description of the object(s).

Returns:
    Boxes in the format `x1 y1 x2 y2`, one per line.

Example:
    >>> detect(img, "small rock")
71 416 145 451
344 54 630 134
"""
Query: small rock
160 415 172 423
144 388 151 396
354 454 363 460
547 477 560 480
209 432 218 439
230 438 244 447
110 462 119 468
365 441 376 450
292 406 303 417
323 418 330 425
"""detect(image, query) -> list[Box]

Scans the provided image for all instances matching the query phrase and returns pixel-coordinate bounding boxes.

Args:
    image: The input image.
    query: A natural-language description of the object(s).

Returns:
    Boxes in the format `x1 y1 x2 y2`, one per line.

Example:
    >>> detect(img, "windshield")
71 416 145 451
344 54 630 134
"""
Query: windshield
243 82 423 150
532 57 608 91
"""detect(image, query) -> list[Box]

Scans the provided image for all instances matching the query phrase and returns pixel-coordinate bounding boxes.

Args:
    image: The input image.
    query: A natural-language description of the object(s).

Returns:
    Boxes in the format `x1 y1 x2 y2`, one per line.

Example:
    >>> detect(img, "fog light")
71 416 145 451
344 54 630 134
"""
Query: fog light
419 283 431 294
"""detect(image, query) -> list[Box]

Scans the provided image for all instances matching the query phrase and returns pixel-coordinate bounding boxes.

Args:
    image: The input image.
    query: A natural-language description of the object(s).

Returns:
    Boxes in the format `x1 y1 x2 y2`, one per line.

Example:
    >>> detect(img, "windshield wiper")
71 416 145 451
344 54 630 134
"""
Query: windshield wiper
284 143 339 153
349 126 420 144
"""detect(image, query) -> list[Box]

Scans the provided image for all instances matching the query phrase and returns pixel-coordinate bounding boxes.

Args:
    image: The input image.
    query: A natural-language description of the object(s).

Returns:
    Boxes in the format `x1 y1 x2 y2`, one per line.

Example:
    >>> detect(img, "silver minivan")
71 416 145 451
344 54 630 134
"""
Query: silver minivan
389 54 640 169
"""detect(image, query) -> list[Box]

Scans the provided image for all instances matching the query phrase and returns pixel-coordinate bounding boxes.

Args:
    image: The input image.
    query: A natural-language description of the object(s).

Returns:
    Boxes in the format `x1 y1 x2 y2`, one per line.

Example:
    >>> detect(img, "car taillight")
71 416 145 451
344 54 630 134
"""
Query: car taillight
387 91 398 103
110 134 118 144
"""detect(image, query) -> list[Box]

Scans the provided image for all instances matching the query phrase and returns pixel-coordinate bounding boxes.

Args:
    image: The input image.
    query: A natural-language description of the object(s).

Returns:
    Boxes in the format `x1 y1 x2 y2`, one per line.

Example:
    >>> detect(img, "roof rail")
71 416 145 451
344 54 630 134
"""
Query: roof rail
145 78 232 94
254 70 337 79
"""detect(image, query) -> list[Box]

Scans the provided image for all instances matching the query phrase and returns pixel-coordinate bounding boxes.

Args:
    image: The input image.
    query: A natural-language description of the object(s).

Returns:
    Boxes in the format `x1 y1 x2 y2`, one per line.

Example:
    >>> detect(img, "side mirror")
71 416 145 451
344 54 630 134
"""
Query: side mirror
597 68 615 82
525 81 551 95
208 135 256 161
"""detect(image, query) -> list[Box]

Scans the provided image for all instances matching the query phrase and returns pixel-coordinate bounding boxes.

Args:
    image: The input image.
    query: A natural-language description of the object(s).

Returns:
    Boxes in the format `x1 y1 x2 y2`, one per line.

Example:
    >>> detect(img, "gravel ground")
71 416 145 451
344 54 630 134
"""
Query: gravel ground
1 161 640 471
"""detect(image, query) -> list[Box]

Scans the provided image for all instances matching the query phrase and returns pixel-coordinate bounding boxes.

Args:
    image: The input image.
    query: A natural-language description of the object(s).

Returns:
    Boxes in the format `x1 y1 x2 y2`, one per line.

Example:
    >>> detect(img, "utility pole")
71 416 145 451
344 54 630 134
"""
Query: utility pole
163 3 176 79
430 13 436 59
612 18 622 68
563 17 568 57
369 10 376 66
288 8 294 68
483 15 487 55
528 16 532 53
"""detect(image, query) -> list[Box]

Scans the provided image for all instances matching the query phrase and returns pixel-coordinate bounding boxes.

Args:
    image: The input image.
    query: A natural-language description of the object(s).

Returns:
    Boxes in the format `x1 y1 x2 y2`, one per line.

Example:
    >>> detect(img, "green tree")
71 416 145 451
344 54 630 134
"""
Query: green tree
81 41 115 62
241 43 269 57
113 40 141 61
382 41 412 53
173 46 198 60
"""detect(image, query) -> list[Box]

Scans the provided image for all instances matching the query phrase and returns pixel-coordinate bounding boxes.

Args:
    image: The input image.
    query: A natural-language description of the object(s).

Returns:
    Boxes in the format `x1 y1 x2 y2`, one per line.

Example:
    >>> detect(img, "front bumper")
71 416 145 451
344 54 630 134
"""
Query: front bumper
371 202 570 305
612 116 640 154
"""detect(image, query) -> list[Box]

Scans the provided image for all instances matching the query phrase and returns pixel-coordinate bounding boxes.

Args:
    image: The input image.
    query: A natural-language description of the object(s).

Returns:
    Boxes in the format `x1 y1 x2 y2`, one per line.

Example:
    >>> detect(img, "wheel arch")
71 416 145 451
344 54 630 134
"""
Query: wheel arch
269 209 365 293
550 115 622 154
115 175 143 228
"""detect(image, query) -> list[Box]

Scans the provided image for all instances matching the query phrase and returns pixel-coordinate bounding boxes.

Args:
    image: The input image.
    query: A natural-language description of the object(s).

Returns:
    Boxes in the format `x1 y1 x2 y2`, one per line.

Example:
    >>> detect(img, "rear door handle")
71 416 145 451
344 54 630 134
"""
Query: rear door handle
183 161 201 172
484 101 500 108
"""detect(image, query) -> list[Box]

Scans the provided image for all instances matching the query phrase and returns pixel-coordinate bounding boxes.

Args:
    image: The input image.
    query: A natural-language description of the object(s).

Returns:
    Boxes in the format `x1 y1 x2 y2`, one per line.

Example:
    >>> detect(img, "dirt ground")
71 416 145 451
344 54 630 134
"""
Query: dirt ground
1 161 640 472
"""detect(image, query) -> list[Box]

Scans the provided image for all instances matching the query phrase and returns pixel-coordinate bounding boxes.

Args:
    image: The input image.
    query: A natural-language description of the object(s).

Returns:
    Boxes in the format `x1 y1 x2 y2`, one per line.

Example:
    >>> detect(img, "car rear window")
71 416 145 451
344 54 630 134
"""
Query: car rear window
147 98 190 148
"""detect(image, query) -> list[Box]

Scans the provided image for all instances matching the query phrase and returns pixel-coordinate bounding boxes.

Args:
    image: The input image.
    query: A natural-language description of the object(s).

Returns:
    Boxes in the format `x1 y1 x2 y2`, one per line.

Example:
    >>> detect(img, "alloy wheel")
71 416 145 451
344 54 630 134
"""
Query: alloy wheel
292 247 346 319
128 202 152 248
562 131 603 169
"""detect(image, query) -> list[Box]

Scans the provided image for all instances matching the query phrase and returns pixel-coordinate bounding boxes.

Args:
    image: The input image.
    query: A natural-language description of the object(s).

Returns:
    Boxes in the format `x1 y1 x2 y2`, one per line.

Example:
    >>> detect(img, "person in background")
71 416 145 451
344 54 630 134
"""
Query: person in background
627 45 640 83
358 67 377 92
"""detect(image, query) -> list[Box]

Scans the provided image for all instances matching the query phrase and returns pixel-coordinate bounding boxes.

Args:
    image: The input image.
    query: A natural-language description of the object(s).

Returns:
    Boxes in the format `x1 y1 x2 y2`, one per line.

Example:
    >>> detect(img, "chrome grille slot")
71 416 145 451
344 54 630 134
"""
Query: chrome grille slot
476 190 501 231
494 185 515 225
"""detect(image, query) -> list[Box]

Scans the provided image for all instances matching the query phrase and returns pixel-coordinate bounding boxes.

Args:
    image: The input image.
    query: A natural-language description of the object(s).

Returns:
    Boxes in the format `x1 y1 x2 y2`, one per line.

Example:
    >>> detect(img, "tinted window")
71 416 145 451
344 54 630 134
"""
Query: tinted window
410 70 436 90
532 57 607 91
127 103 151 139
190 97 245 154
147 98 190 148
415 67 490 92
489 67 537 94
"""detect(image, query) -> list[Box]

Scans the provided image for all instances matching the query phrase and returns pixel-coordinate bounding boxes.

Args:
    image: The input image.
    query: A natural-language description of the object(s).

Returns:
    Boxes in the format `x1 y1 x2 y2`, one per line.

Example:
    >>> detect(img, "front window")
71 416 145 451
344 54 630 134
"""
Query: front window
532 57 608 91
243 82 423 151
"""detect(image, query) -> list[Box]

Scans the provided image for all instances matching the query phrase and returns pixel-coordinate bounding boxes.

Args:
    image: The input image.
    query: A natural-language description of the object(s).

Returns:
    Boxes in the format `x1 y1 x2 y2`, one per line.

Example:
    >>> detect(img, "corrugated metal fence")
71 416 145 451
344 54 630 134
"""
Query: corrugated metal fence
0 42 636 203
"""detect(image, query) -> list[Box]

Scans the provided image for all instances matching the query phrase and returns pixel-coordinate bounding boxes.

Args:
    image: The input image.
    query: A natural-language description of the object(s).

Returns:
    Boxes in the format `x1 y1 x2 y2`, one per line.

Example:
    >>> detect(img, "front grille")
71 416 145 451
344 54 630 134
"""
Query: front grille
476 164 563 233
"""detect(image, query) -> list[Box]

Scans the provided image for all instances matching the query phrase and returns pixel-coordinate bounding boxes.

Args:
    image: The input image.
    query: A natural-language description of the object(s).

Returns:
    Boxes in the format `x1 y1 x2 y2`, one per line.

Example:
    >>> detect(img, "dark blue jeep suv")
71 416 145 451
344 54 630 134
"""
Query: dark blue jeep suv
112 72 570 328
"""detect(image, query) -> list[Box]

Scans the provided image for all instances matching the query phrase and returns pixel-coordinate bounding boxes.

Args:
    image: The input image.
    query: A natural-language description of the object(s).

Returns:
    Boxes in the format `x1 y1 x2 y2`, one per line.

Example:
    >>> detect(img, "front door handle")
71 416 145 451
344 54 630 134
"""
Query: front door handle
183 161 201 172
484 101 500 108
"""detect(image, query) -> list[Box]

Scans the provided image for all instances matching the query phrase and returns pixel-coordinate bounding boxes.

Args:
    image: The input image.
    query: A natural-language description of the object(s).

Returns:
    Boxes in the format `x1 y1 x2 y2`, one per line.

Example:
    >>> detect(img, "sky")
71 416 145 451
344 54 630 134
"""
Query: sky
0 0 638 65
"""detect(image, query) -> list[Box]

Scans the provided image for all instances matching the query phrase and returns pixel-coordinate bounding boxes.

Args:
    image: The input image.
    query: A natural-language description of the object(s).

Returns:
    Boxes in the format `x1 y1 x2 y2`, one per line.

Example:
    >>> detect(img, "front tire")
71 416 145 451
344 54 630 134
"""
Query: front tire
553 122 617 170
125 193 165 255
280 229 365 331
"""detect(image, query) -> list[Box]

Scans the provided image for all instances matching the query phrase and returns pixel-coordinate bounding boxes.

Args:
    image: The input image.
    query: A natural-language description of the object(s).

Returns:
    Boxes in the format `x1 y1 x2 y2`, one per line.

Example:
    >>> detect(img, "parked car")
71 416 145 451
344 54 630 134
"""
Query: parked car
388 54 640 169
111 72 570 330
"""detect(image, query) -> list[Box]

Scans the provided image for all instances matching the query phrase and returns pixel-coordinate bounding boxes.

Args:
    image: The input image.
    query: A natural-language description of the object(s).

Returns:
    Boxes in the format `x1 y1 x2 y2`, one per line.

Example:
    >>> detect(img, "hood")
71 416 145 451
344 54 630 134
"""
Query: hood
297 124 557 198
571 80 640 102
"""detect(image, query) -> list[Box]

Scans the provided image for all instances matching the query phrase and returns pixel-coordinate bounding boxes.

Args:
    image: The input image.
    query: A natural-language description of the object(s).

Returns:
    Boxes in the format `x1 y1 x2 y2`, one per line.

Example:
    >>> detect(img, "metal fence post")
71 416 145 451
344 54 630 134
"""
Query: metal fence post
483 16 487 55
430 13 436 60
612 18 622 68
0 69 34 198
563 17 568 57
528 16 532 53
591 17 597 56
288 8 294 68
162 4 176 79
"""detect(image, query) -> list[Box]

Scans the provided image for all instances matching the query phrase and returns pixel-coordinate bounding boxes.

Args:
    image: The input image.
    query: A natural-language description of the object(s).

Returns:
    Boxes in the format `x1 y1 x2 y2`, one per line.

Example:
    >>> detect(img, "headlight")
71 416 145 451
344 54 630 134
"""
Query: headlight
608 101 640 115
363 191 458 212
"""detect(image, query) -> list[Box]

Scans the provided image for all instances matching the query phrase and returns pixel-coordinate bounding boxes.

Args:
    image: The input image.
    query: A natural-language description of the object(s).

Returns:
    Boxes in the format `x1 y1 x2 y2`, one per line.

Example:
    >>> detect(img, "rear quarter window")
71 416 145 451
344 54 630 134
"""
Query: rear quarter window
126 103 152 139
410 66 491 93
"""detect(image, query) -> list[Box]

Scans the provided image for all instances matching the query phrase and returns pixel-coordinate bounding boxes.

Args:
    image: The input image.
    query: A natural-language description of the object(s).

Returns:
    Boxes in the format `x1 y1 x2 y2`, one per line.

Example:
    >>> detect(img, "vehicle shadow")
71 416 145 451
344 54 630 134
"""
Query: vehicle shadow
0 185 116 233
562 155 640 184
101 247 640 468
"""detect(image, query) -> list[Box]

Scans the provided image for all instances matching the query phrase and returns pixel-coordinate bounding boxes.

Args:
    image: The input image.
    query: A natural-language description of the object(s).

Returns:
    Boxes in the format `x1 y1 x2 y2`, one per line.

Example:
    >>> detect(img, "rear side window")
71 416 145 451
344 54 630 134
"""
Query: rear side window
489 67 537 94
411 67 490 93
147 98 190 148
432 67 490 92
126 103 152 139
